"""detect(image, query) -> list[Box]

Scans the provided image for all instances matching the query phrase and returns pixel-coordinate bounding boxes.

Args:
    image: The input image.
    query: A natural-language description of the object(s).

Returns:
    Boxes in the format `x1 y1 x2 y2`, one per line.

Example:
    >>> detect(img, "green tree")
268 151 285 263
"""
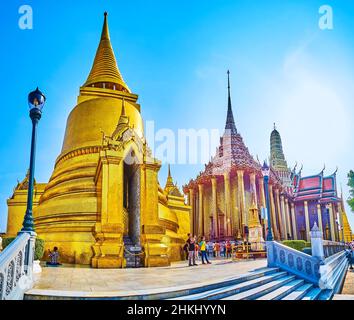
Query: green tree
348 170 354 212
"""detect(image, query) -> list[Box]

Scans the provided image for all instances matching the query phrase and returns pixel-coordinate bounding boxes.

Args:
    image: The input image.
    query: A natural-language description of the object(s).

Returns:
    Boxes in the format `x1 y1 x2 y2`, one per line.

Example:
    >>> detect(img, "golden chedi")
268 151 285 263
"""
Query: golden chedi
6 12 190 268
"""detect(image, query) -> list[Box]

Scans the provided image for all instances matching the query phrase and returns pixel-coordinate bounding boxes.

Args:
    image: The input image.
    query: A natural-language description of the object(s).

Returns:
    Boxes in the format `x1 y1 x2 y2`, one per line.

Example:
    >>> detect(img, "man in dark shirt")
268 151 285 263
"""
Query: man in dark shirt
188 235 197 266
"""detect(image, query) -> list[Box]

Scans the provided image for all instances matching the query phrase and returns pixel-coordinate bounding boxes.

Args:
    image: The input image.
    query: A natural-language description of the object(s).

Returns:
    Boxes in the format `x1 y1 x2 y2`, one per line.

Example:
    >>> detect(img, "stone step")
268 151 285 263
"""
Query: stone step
222 275 296 300
301 287 322 300
317 289 334 300
281 283 313 300
169 271 288 300
256 279 305 300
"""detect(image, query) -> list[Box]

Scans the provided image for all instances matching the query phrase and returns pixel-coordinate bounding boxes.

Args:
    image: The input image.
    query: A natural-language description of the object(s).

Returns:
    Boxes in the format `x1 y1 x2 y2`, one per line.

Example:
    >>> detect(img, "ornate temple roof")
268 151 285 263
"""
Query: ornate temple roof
184 71 262 189
83 12 130 92
293 167 339 203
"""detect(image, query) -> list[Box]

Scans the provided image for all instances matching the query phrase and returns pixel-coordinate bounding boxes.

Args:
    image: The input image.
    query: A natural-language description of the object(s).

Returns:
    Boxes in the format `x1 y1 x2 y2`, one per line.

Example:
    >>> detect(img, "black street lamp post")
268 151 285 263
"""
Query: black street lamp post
20 88 46 233
262 161 273 241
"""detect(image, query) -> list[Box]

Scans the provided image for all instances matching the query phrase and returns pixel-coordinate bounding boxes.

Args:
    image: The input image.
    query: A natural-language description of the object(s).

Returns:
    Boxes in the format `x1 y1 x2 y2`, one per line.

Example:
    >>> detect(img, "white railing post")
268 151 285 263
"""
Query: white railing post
20 231 36 282
310 222 325 262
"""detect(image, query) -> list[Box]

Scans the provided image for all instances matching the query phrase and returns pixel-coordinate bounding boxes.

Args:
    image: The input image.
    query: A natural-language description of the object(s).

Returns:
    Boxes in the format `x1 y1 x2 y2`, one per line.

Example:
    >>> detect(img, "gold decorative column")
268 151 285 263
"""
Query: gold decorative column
198 184 204 236
237 170 246 234
142 162 169 267
211 177 218 239
328 203 336 241
275 188 284 239
304 201 310 241
258 177 266 208
258 177 266 236
233 176 240 237
280 195 288 239
92 149 124 268
189 188 195 235
316 203 323 235
285 198 291 239
291 203 297 240
269 185 279 239
250 173 258 203
224 172 231 237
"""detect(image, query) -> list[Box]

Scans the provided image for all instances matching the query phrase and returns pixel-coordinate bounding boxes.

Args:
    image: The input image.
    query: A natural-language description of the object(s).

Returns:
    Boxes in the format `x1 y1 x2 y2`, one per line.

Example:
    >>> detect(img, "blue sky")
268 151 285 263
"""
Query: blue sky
0 0 353 232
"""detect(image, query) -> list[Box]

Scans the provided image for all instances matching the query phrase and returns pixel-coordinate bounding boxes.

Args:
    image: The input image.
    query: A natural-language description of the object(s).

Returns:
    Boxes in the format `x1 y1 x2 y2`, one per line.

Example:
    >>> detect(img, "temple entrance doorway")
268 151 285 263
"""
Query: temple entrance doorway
218 214 225 240
123 150 143 267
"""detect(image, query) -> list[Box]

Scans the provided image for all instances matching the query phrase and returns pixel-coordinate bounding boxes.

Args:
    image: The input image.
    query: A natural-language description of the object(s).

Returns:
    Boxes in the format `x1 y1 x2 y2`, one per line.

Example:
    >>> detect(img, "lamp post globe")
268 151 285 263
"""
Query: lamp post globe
20 88 46 233
262 161 273 241
28 87 46 117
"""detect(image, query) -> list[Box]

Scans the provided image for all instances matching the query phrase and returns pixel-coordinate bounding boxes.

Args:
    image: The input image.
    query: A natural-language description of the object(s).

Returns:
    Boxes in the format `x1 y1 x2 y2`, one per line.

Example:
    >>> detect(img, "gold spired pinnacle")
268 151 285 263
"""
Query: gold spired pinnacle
84 12 130 92
165 165 174 189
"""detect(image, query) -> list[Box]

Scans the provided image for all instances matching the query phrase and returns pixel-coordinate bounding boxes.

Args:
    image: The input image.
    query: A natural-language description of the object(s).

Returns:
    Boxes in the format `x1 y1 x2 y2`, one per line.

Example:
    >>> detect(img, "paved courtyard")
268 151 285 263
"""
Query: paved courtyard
340 268 354 295
27 258 266 298
333 268 354 300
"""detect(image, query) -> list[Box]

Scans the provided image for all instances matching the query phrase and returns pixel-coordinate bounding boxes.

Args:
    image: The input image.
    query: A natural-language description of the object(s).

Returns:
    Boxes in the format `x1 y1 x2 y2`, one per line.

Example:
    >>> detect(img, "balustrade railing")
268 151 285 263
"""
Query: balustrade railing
0 232 35 300
267 241 320 284
323 240 346 258
267 238 348 292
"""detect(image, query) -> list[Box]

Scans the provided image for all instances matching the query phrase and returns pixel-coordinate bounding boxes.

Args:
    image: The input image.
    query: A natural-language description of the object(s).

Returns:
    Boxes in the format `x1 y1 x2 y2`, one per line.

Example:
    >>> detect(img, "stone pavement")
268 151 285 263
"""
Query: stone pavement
332 268 354 300
27 258 266 298
340 268 354 295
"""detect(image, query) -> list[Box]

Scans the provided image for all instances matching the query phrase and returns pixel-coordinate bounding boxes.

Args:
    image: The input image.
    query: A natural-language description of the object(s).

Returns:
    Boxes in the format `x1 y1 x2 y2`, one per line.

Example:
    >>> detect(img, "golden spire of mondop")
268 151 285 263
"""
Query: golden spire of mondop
165 164 175 190
83 12 130 92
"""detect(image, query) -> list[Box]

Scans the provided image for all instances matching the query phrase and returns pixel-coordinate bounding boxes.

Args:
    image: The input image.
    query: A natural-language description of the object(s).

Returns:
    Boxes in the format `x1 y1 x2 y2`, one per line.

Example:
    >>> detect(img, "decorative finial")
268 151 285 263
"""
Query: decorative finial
104 11 108 17
293 162 298 172
274 122 276 130
227 70 231 95
299 164 303 175
168 164 171 178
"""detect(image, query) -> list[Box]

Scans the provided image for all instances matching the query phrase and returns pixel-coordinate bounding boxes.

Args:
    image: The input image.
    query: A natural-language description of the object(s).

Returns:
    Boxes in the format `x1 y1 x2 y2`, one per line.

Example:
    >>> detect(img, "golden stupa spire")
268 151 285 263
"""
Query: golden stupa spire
83 12 130 92
164 164 175 192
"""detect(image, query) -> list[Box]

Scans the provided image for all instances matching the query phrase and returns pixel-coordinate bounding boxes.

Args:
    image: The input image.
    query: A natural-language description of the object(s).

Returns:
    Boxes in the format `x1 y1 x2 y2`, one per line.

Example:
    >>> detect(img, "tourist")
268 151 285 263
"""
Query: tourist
195 242 200 261
207 241 214 257
183 233 190 260
226 241 232 258
346 247 354 270
199 236 211 265
47 247 61 266
220 242 225 258
188 235 197 266
214 242 220 258
231 242 236 258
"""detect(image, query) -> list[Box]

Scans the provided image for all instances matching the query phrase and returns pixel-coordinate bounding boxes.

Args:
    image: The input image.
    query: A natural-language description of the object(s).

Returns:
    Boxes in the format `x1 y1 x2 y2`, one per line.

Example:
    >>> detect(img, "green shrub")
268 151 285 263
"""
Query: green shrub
34 238 45 260
305 241 311 248
2 237 45 260
282 240 307 252
2 237 15 249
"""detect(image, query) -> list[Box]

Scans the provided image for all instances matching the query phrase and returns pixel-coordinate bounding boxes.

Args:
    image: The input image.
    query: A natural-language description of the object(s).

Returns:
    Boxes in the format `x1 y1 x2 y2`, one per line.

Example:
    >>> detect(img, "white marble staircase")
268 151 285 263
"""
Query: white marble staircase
168 267 334 300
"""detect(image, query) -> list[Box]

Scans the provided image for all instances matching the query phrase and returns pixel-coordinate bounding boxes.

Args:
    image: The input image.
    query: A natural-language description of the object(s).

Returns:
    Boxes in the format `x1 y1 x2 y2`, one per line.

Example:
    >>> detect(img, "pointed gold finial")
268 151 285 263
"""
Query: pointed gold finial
83 12 130 92
101 12 110 40
165 164 174 190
